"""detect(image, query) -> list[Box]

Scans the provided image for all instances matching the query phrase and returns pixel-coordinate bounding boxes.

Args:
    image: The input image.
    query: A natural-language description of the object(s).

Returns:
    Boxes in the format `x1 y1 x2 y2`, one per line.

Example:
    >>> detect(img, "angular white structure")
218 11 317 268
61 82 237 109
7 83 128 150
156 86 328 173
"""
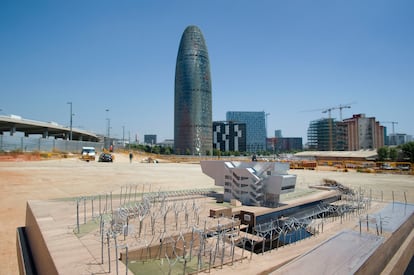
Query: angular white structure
200 161 296 207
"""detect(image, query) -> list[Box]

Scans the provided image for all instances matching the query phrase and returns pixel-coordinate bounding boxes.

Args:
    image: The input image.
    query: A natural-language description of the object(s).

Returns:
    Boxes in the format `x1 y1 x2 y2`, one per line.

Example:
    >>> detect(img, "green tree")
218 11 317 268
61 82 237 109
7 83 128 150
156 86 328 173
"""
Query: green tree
164 147 171 155
377 147 388 161
152 146 160 154
401 141 414 162
389 147 398 161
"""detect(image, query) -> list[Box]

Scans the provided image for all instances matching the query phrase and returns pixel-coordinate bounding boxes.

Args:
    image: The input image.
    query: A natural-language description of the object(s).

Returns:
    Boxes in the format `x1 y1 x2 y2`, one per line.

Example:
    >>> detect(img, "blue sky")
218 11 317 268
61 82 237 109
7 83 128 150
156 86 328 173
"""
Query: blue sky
1 0 413 143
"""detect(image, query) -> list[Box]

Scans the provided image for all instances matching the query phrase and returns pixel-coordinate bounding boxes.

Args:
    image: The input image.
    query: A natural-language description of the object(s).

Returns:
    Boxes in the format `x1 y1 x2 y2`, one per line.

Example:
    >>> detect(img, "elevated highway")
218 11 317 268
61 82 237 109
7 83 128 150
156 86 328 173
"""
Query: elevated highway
0 115 99 142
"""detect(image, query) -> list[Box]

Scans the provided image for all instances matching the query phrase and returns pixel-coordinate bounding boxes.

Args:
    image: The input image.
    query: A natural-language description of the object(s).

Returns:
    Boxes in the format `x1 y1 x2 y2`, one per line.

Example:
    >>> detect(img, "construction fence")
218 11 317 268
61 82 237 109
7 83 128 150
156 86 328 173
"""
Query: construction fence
0 134 104 153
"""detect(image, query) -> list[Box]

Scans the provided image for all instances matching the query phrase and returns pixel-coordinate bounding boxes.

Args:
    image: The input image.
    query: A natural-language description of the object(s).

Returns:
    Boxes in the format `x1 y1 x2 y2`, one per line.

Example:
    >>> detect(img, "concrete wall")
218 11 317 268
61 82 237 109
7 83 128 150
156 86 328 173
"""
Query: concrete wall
0 134 103 153
355 212 414 274
24 202 58 275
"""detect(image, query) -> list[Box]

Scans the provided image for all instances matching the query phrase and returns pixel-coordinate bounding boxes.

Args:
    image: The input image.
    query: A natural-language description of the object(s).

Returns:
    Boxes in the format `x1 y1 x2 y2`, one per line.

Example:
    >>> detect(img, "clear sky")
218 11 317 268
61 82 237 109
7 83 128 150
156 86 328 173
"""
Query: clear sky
1 0 413 143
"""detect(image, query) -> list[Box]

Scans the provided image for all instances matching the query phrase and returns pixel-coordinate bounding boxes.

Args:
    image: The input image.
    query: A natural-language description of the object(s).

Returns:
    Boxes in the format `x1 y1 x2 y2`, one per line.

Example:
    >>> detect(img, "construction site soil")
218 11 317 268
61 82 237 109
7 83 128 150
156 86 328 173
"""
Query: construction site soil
1 153 413 274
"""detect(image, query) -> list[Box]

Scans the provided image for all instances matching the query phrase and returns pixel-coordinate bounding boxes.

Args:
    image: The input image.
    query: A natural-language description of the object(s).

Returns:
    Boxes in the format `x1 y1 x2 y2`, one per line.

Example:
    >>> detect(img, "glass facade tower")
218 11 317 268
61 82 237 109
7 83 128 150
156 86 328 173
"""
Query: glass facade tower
174 26 212 155
226 111 266 152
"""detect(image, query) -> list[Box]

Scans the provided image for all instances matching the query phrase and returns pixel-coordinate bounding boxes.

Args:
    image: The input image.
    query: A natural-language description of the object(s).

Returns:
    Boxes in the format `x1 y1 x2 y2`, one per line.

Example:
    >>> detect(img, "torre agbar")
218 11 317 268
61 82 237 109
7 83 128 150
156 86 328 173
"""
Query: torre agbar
174 25 213 155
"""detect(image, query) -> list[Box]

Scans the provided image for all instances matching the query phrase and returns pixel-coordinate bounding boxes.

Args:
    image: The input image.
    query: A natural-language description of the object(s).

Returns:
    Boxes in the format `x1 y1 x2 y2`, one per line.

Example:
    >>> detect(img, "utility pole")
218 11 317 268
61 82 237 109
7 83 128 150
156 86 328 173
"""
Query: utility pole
105 109 110 138
122 126 125 147
67 102 73 140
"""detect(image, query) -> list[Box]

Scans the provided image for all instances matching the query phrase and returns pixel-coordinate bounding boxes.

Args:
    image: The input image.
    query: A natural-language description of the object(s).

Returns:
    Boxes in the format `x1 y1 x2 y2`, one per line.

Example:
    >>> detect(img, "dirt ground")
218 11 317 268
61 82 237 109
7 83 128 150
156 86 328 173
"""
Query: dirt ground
0 154 413 274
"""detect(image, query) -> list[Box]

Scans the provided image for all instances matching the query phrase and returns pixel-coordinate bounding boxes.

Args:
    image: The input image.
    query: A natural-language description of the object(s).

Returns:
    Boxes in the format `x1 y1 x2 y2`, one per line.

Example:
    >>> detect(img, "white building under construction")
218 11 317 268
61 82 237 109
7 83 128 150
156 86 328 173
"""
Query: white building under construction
200 160 296 207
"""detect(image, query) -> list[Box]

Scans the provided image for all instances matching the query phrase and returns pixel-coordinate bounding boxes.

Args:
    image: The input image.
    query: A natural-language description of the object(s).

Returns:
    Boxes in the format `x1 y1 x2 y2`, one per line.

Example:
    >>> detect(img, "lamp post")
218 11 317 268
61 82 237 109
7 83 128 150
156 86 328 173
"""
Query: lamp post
105 109 110 138
265 112 270 138
67 102 73 140
122 126 125 147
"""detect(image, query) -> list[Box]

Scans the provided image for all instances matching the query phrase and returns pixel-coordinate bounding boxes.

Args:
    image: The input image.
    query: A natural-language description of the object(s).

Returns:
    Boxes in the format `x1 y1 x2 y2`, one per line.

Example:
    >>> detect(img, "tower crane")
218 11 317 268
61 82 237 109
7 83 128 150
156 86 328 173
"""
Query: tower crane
381 121 398 135
320 103 354 151
337 104 352 121
322 103 353 121
322 107 336 119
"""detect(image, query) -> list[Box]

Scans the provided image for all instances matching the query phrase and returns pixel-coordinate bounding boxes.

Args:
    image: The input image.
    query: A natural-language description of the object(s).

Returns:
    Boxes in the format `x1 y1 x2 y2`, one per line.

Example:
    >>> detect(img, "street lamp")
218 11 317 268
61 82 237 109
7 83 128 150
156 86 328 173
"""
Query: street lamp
265 112 270 138
105 109 110 138
122 126 125 147
67 102 73 140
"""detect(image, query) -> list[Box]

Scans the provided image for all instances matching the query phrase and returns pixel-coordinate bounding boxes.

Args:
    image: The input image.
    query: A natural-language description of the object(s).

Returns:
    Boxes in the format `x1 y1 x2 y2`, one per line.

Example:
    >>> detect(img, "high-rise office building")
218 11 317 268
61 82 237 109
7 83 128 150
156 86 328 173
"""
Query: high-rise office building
307 118 336 151
226 111 266 152
213 121 246 152
274 130 282 138
144 135 157 145
174 26 212 155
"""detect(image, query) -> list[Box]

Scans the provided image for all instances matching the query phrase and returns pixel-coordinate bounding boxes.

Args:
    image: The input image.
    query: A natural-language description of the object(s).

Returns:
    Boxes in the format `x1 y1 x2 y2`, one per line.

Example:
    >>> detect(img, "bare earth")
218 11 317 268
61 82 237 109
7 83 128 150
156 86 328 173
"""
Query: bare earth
0 154 413 275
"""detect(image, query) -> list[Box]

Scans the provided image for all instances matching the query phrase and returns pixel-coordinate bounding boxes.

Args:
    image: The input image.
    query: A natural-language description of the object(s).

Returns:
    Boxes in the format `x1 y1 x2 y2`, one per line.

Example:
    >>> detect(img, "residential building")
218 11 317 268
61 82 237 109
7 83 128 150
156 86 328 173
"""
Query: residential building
342 114 385 150
309 114 385 151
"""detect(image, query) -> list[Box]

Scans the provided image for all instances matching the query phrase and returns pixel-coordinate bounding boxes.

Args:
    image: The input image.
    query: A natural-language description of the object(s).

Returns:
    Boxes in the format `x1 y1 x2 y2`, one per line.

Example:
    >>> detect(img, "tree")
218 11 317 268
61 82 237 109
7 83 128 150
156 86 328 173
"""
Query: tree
401 141 414 162
377 147 388 161
389 147 398 161
164 147 171 155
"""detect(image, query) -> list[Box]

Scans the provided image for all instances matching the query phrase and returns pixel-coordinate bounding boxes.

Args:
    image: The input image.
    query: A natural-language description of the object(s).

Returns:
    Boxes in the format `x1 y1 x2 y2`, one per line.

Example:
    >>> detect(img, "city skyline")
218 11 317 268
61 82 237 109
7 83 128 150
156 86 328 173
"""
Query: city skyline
1 1 413 143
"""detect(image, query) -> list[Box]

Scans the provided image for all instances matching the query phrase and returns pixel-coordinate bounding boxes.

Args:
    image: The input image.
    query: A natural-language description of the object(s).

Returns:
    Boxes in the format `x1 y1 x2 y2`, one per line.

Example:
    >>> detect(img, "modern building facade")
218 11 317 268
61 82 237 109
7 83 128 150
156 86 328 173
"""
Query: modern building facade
201 160 296 207
388 133 412 146
226 111 266 152
274 130 282 138
144 134 157 145
213 121 246 152
307 118 336 151
174 26 212 155
308 114 385 151
341 114 385 150
267 137 303 153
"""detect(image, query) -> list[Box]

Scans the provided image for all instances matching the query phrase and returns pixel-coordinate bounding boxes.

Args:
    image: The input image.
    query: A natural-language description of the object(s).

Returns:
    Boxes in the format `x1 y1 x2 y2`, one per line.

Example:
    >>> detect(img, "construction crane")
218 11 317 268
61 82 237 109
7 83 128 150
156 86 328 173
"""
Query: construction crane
321 103 354 121
320 103 354 151
321 107 336 151
322 107 336 119
337 104 352 121
381 121 398 135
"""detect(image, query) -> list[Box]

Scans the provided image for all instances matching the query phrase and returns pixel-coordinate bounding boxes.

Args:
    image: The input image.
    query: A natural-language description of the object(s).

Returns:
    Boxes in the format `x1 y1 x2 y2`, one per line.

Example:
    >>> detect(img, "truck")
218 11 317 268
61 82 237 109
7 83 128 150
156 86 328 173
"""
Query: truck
81 147 96 162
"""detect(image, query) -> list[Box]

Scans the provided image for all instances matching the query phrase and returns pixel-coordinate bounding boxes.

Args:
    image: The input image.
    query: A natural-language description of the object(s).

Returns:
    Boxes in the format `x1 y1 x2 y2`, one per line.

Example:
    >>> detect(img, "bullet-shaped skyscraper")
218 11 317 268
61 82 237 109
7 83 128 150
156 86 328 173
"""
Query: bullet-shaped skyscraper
174 26 212 155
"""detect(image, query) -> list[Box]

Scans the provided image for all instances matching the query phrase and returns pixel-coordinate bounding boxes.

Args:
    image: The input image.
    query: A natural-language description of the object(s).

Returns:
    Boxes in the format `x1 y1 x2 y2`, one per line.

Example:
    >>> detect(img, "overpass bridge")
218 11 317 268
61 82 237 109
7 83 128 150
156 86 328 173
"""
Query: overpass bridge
0 115 99 142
